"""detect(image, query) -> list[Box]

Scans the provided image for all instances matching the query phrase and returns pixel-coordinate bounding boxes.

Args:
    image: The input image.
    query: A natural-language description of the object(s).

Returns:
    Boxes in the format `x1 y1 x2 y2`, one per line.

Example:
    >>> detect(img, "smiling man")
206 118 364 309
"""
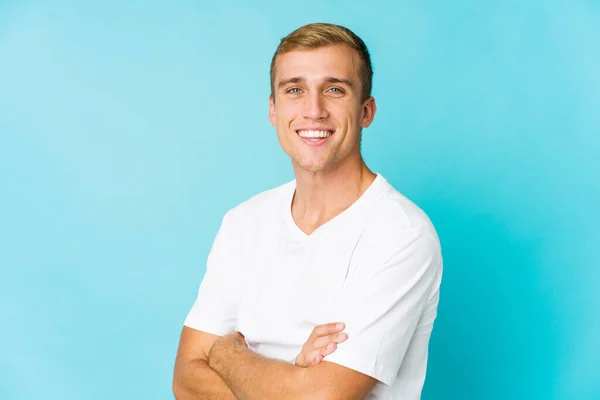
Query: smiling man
173 23 443 399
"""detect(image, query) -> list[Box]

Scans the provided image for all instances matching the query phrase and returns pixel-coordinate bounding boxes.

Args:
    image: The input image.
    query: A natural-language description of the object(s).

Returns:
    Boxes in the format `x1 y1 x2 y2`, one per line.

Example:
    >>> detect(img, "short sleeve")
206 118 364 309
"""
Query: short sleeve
324 228 442 386
184 212 241 336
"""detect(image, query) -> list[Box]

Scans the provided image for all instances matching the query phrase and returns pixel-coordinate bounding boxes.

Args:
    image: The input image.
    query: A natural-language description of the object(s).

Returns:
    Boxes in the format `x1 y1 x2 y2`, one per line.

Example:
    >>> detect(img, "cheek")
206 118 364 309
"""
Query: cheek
330 101 357 121
276 104 299 127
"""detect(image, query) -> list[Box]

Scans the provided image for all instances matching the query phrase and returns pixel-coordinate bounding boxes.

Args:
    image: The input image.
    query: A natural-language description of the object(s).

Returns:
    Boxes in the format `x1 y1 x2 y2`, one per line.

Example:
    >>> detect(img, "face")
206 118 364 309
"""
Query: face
269 44 376 173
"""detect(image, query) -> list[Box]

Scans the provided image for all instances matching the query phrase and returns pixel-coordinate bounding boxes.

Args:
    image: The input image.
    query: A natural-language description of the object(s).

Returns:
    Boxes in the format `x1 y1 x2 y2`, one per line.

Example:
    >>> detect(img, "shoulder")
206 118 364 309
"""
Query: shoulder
210 180 293 262
374 176 439 243
220 179 294 230
350 175 442 276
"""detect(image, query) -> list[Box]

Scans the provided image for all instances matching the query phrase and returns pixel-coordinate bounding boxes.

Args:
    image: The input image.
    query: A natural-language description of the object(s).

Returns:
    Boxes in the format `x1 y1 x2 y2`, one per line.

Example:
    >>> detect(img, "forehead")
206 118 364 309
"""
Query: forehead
274 44 360 83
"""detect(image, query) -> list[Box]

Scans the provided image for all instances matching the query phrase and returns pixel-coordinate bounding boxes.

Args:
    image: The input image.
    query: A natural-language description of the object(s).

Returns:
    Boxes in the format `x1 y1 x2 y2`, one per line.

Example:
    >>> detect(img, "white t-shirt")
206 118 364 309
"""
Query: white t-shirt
184 173 443 399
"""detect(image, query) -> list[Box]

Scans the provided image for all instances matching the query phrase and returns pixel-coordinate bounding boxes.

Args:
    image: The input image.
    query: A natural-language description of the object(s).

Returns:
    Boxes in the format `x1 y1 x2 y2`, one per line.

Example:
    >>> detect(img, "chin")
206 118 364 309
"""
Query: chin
295 158 335 173
301 166 327 173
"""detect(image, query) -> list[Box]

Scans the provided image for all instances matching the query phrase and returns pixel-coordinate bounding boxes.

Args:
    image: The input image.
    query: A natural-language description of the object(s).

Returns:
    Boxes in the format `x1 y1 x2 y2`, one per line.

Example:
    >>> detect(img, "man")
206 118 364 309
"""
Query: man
173 22 443 399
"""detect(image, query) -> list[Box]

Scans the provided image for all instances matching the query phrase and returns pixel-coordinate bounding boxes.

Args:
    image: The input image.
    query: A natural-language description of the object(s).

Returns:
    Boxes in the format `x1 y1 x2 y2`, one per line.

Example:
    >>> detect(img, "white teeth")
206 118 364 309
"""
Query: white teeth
297 130 332 138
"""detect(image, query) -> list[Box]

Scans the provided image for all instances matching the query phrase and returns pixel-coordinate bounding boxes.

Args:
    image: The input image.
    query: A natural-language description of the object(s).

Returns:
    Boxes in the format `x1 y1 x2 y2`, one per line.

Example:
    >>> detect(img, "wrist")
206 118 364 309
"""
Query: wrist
207 337 225 371
208 332 247 371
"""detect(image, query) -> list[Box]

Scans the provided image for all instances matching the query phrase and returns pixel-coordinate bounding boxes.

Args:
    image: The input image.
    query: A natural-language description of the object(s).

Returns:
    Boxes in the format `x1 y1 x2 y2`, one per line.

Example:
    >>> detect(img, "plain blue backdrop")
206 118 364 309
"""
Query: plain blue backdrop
1 1 599 399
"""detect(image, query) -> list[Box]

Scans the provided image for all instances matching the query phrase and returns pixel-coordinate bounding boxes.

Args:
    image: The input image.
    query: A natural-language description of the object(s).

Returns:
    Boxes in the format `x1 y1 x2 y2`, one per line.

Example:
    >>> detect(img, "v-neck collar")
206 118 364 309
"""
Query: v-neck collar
283 173 384 240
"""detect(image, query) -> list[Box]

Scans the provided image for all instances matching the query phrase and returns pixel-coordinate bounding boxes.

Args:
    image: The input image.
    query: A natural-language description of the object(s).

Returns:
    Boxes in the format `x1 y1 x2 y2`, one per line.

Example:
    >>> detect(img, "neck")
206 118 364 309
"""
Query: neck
290 156 377 234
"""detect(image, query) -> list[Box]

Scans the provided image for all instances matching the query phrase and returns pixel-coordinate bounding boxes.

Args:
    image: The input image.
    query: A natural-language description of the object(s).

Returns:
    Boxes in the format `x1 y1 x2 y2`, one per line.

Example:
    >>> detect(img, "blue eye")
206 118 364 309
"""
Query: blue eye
329 87 344 94
287 88 301 94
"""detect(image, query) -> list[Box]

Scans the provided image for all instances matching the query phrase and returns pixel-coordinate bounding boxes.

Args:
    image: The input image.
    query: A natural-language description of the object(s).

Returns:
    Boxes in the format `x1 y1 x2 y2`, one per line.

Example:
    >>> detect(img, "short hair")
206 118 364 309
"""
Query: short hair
270 23 373 102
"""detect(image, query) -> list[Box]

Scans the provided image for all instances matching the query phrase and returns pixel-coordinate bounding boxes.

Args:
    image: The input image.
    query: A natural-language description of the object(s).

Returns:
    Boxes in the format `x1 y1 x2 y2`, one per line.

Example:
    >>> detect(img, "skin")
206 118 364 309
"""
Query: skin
269 44 377 235
173 44 379 399
294 322 348 367
206 331 374 400
174 324 370 400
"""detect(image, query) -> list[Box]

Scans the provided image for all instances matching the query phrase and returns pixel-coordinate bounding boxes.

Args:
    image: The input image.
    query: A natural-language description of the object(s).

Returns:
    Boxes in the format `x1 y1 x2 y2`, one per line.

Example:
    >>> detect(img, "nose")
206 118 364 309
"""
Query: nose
301 92 328 120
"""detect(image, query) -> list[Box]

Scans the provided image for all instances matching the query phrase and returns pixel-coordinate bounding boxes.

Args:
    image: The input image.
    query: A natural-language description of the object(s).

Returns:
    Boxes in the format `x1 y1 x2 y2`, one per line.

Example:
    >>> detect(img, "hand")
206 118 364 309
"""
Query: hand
295 322 348 367
225 331 248 348
208 331 248 369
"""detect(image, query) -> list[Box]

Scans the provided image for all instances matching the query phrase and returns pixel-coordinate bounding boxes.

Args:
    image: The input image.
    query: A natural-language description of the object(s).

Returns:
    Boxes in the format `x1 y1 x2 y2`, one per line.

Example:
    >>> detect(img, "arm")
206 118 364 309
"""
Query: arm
208 331 377 400
173 327 237 400
174 211 241 399
323 228 442 387
202 227 441 400
174 322 357 399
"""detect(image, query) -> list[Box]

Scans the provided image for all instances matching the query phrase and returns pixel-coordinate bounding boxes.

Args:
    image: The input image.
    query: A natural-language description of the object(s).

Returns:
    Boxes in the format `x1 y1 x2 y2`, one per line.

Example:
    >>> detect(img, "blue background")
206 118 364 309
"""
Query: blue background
1 1 599 399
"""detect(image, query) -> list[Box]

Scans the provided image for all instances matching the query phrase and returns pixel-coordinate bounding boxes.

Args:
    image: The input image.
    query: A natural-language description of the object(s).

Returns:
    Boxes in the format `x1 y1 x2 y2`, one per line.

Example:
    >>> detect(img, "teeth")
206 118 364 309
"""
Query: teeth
297 130 332 138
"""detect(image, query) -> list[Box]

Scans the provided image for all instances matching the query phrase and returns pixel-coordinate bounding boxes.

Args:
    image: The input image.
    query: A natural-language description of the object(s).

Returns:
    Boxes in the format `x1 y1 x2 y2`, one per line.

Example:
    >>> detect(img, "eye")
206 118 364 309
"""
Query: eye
328 87 345 94
287 87 302 94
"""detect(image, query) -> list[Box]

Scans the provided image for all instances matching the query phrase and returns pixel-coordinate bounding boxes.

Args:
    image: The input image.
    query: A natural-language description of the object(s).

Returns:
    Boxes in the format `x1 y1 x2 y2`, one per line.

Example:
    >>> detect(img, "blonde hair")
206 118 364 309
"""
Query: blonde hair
270 23 373 102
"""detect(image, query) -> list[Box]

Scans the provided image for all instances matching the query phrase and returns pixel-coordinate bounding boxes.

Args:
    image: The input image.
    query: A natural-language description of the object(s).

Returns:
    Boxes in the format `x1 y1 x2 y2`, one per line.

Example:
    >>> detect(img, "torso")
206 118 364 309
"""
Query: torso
227 173 441 399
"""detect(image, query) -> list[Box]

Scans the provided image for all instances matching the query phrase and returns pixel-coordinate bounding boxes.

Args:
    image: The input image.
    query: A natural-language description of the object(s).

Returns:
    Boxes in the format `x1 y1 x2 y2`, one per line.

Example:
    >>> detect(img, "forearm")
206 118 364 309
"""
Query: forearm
209 341 316 400
173 358 237 400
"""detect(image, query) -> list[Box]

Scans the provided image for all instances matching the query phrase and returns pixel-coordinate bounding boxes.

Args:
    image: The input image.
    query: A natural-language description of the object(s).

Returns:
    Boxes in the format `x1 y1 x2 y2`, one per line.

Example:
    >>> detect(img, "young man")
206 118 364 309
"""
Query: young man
173 23 443 399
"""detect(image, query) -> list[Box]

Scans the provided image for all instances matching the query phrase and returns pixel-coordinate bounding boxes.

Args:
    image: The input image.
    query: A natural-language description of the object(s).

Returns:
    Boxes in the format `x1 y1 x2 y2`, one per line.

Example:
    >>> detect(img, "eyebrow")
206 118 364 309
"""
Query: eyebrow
277 76 354 89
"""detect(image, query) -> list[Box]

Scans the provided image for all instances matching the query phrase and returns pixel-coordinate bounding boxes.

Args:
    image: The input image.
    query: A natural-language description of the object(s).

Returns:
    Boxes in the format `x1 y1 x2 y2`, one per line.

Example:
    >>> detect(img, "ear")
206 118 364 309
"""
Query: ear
269 95 276 127
360 96 377 128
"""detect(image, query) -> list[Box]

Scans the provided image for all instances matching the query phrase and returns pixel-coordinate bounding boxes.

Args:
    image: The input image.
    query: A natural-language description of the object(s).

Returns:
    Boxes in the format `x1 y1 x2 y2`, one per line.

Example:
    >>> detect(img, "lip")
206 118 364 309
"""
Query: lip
295 129 335 147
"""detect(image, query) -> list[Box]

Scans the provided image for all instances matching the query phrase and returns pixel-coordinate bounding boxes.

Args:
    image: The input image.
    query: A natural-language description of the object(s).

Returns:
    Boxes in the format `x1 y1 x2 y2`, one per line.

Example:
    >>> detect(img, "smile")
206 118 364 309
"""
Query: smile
296 129 334 146
296 129 334 147
297 129 333 138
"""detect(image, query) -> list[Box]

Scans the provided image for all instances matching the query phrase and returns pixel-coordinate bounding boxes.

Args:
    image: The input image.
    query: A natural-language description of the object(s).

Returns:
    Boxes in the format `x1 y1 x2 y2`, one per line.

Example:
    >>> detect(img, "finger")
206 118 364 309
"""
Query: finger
297 345 325 368
300 349 321 367
296 350 317 367
320 342 338 357
311 322 346 339
310 343 338 366
313 331 348 349
311 354 324 366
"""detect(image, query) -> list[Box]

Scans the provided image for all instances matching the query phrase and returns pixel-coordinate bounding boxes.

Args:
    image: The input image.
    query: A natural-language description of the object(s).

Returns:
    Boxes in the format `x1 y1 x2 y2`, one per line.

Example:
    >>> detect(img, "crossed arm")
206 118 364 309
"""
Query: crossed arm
172 326 377 400
174 218 440 399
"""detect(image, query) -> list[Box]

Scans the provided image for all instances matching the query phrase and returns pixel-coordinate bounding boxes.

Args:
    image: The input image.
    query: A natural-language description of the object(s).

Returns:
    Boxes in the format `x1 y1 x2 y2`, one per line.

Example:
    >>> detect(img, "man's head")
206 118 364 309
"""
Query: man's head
269 23 376 174
270 23 373 103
